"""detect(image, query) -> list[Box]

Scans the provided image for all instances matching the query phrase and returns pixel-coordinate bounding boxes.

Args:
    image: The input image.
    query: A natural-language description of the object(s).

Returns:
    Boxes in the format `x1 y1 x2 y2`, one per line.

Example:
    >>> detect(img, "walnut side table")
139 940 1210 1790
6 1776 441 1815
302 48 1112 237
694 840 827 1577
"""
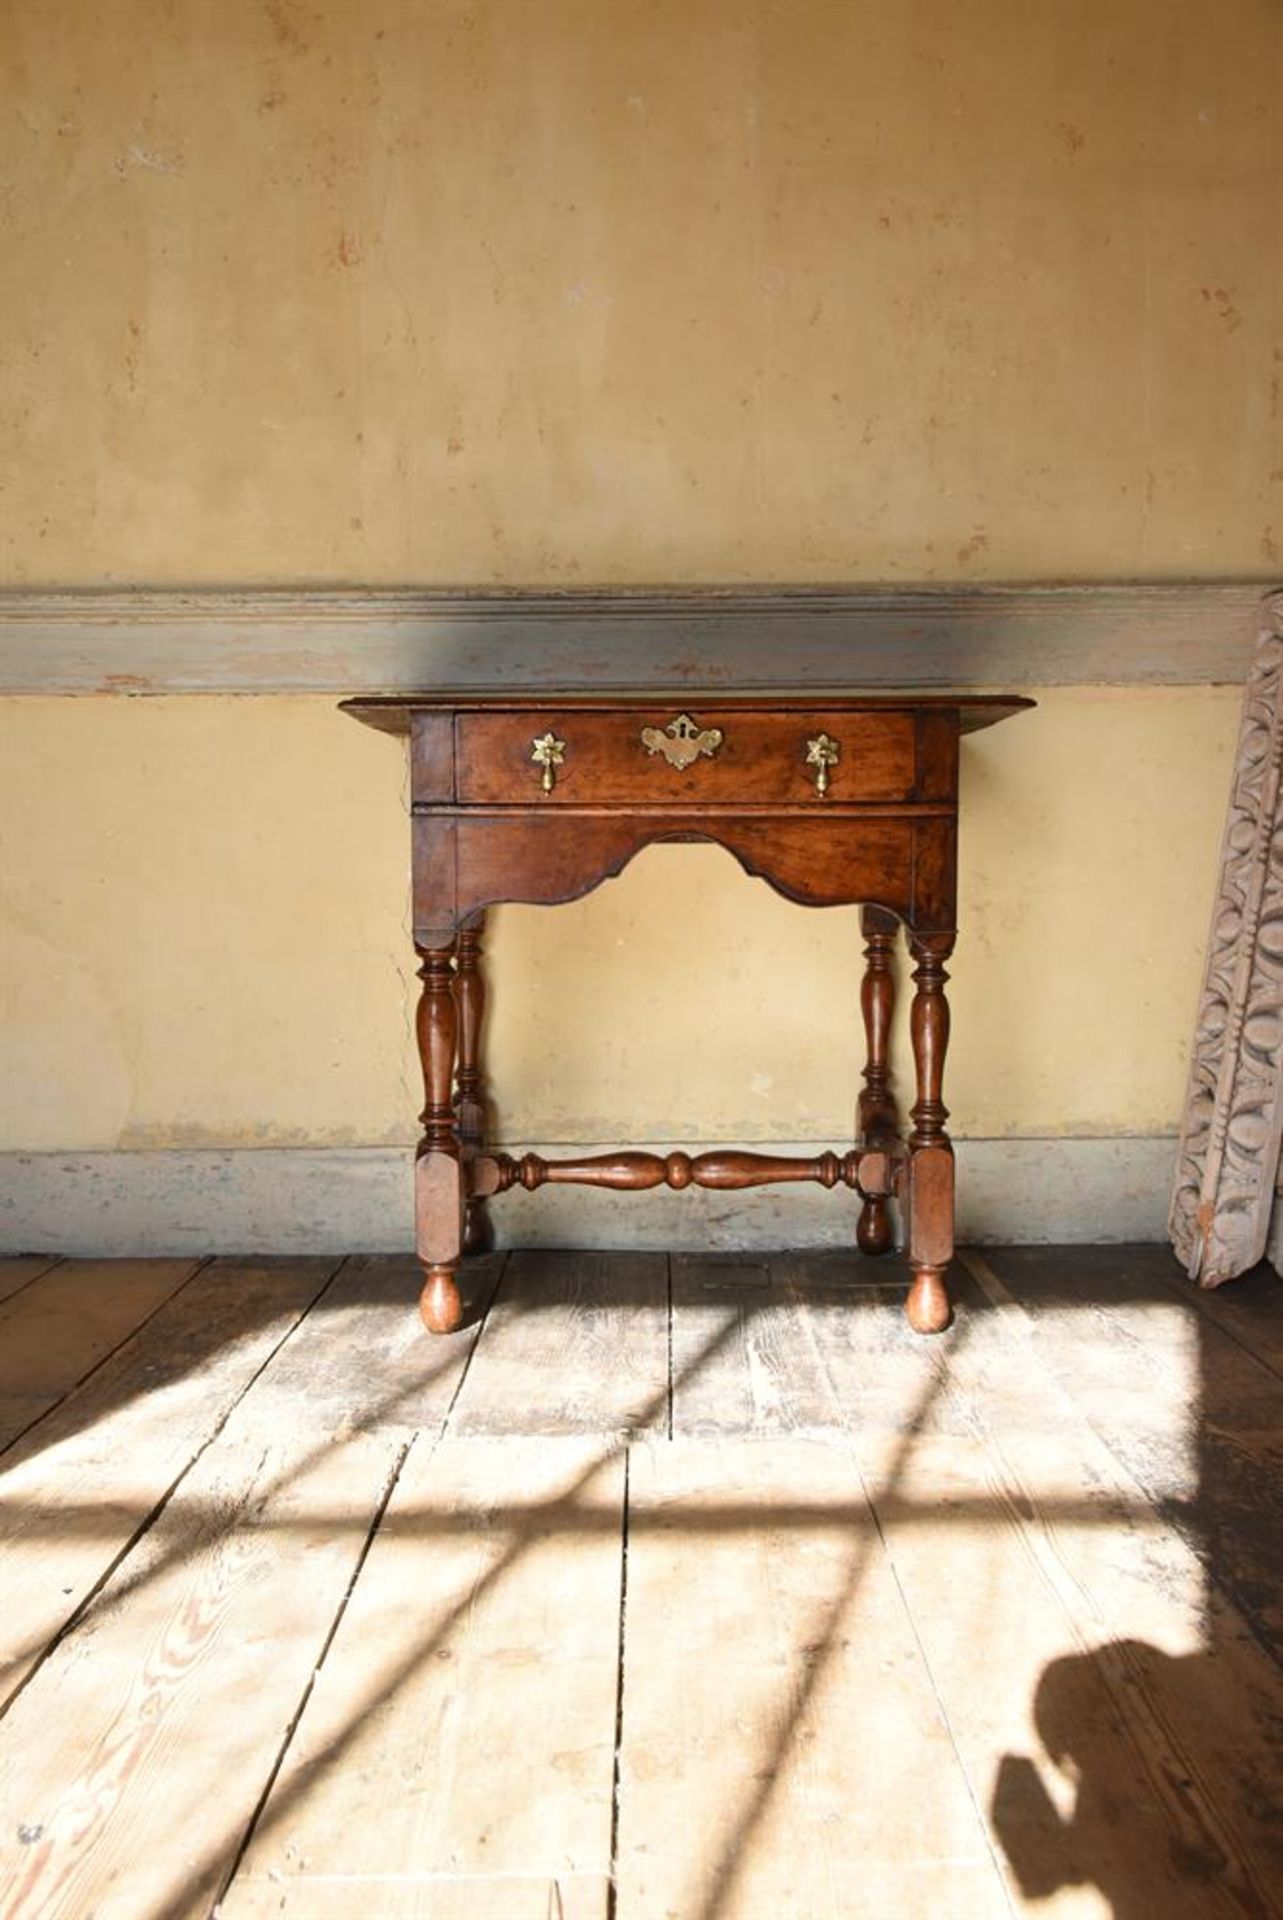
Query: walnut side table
343 691 1032 1337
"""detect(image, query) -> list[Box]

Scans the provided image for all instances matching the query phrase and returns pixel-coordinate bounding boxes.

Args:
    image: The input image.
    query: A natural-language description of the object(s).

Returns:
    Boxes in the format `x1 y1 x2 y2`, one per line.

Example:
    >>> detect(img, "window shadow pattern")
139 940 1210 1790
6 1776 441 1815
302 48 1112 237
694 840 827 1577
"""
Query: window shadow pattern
0 1244 1281 1917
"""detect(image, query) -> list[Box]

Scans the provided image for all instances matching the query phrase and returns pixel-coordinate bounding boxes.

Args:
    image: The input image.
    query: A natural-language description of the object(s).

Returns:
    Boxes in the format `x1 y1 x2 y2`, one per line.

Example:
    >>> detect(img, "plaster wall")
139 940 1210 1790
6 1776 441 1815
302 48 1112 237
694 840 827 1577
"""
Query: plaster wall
0 688 1238 1152
2 0 1280 585
0 0 1277 1182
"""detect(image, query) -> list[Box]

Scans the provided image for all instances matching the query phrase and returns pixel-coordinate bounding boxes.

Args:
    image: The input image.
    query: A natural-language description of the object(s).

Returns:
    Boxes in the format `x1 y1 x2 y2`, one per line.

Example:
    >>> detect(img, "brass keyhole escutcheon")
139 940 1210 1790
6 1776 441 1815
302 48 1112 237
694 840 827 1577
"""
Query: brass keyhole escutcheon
530 730 566 793
641 712 724 770
806 733 840 797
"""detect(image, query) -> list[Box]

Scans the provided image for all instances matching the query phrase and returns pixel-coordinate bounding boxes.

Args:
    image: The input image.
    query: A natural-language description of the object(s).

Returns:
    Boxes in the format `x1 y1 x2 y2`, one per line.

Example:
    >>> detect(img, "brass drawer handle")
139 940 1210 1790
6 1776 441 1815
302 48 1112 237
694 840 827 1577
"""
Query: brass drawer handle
530 730 566 793
806 733 840 797
641 712 724 770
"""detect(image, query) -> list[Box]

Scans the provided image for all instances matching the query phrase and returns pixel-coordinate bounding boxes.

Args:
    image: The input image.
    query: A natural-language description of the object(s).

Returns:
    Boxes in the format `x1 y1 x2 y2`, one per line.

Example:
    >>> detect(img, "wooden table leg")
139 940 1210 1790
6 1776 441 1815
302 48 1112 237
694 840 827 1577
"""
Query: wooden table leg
856 905 900 1256
455 916 494 1256
905 929 956 1334
415 939 465 1333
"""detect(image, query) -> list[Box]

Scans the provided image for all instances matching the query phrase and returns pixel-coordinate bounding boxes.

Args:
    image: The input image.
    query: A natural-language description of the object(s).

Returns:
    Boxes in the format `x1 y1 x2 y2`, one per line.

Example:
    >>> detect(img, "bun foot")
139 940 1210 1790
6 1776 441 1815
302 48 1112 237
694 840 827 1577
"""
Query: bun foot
420 1265 463 1334
906 1265 952 1335
857 1195 894 1257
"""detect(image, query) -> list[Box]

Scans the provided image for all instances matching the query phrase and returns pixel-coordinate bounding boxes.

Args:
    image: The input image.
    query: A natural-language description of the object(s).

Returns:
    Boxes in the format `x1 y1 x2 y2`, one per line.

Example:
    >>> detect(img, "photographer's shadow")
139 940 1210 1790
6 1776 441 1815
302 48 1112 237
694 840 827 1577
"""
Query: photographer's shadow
994 1640 1282 1917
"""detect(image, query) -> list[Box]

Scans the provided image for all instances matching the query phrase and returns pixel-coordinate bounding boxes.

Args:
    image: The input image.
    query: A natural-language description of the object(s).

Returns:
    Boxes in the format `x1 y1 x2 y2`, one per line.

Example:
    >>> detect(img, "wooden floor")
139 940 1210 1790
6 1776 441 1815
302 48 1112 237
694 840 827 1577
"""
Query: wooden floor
1 1244 1282 1919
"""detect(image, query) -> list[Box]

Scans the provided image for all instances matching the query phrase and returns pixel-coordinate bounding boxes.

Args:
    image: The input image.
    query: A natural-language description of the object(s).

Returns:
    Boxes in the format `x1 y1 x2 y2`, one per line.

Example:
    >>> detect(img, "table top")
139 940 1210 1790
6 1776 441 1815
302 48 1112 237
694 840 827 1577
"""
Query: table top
343 690 1035 738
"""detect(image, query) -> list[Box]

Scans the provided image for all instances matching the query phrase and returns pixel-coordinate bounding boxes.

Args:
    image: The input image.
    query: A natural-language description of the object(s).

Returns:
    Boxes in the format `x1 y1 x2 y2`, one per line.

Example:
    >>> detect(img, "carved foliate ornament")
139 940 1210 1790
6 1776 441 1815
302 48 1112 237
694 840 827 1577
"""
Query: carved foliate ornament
1170 591 1283 1284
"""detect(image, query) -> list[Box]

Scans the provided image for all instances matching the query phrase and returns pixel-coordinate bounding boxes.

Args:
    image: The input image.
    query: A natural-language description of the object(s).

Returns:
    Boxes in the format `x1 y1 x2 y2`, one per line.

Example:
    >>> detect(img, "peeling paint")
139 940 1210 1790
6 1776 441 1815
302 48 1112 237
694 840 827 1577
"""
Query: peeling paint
116 142 183 176
264 0 309 58
1200 285 1243 333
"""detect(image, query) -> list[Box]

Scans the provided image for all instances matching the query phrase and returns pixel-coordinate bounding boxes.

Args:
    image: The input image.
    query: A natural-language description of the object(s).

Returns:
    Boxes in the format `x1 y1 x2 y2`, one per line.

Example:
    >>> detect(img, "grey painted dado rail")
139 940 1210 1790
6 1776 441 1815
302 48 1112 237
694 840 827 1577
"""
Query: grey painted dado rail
0 581 1272 692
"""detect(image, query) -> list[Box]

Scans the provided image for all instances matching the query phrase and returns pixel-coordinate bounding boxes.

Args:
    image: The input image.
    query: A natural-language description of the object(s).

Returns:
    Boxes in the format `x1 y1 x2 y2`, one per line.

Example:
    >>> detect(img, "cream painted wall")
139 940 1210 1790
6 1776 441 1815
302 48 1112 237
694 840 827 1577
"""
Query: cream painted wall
1 0 1280 584
0 0 1276 1170
0 688 1239 1152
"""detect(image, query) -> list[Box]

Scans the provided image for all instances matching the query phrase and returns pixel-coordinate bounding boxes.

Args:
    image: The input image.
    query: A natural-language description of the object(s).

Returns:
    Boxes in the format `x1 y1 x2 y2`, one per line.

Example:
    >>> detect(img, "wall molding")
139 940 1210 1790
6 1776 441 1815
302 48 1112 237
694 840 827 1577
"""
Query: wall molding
0 582 1273 693
1 1137 1176 1256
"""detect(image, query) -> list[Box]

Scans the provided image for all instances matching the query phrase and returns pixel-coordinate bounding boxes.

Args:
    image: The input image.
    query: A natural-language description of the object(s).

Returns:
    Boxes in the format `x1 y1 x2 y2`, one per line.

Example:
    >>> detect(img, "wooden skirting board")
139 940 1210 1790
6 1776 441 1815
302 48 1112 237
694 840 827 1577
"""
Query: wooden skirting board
0 1136 1176 1256
0 581 1273 692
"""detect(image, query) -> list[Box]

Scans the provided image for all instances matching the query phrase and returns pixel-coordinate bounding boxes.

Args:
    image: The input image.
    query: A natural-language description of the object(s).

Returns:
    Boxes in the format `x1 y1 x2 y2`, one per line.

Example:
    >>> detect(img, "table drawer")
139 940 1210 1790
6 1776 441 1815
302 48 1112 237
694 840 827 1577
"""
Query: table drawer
454 708 917 805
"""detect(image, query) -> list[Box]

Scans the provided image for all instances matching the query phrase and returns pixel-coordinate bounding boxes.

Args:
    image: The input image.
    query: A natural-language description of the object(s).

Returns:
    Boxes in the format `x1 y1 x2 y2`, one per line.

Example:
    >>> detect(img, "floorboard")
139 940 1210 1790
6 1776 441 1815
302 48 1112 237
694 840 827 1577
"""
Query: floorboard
224 1437 624 1920
448 1248 669 1437
0 1378 405 1917
670 1253 844 1436
1154 1253 1283 1382
0 1256 61 1308
854 1413 1271 1920
239 1252 506 1437
0 1256 340 1708
615 1436 1008 1919
944 1251 1283 1910
0 1258 202 1451
1 1243 1280 1920
772 1254 963 1436
973 1246 1283 1659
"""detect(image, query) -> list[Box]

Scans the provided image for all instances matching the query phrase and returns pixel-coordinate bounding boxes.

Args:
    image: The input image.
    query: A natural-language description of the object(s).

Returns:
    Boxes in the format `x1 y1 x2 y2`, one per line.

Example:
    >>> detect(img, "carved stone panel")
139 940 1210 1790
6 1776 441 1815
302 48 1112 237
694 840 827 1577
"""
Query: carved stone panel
1170 591 1283 1285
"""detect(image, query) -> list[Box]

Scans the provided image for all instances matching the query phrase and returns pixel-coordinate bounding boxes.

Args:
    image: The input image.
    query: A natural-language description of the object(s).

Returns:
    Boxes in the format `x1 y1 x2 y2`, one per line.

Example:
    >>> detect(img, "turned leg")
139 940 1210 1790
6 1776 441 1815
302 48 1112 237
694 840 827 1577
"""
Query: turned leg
415 940 465 1333
856 905 900 1256
455 916 494 1256
905 930 956 1335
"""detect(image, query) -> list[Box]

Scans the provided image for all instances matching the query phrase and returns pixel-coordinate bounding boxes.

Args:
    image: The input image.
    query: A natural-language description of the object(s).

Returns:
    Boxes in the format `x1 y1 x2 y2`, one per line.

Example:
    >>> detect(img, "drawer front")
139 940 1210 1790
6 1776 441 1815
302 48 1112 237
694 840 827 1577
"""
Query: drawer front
454 709 918 805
